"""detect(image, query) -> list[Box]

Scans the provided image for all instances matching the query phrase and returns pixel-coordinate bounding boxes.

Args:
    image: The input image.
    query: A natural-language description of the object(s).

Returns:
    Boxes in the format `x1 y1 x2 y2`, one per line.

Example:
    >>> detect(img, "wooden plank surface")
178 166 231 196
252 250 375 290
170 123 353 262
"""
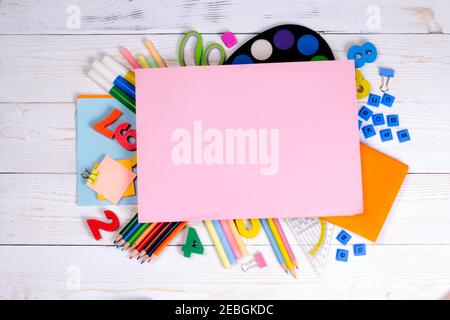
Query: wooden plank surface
0 34 449 103
0 245 448 299
0 0 449 34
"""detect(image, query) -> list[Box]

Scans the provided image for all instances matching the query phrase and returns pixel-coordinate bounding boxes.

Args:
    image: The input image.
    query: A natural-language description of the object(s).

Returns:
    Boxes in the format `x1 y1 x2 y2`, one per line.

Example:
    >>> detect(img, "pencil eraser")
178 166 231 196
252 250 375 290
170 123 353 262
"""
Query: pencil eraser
221 32 237 48
380 128 393 142
361 124 376 139
387 115 399 127
381 93 395 107
372 113 385 126
336 230 352 245
397 129 411 143
336 249 349 262
367 94 381 107
358 120 362 130
358 106 373 121
353 244 366 256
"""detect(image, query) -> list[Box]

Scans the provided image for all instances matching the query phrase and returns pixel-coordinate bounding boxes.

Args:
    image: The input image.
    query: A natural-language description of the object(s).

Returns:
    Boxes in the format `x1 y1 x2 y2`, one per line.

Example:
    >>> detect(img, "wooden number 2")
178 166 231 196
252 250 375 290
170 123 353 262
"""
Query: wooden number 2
114 122 137 151
92 108 122 139
235 219 261 238
86 210 120 240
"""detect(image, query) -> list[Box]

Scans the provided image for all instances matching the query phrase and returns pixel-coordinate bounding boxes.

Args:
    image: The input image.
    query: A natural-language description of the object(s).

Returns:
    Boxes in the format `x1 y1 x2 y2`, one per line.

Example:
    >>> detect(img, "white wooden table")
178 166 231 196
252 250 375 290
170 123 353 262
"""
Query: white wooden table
0 0 449 300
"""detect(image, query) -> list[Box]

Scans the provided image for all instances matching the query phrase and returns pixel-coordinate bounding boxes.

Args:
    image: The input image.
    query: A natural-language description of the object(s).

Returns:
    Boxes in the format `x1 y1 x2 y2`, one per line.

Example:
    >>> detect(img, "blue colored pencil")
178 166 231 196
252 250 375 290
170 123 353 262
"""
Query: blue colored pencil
118 221 142 249
212 220 237 265
261 218 287 273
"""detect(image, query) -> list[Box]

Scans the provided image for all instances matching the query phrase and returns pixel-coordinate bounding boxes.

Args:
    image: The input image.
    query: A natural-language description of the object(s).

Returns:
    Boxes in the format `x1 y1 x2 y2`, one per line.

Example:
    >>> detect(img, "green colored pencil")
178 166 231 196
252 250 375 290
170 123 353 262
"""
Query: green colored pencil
113 213 138 243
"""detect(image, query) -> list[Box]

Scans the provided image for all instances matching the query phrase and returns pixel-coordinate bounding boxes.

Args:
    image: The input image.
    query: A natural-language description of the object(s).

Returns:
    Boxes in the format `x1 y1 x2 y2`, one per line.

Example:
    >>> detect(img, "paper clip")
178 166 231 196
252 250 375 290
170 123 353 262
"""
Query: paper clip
379 67 395 92
87 169 100 185
241 251 267 272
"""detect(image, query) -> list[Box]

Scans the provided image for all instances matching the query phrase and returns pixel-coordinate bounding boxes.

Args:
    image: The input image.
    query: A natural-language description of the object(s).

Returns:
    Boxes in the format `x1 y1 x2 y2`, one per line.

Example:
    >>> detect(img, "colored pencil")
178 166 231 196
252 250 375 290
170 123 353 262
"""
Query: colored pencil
120 47 141 69
123 223 150 250
139 222 174 261
113 213 138 243
261 219 287 273
268 218 296 278
204 220 231 269
144 39 167 67
212 220 237 265
227 219 248 257
151 222 188 259
118 220 142 247
129 223 156 251
273 218 298 269
147 222 181 260
220 220 242 260
137 54 151 68
130 223 166 259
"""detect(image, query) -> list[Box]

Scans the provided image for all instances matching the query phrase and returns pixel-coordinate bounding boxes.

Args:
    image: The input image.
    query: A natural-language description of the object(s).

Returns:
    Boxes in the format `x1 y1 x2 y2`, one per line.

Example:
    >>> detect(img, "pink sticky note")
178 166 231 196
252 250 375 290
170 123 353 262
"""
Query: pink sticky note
86 155 137 204
136 61 363 222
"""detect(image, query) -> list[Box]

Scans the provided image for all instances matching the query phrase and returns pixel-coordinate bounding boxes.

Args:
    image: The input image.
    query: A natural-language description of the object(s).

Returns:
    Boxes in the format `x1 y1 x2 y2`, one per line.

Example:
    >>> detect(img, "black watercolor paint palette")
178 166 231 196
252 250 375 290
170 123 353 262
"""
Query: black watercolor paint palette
225 24 335 65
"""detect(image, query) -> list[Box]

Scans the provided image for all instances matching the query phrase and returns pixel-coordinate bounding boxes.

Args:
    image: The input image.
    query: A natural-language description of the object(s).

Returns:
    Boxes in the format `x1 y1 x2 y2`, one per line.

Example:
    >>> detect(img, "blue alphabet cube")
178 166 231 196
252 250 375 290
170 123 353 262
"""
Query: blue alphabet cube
387 114 399 127
336 230 352 245
362 124 376 139
380 128 393 142
353 244 366 256
397 129 411 143
336 249 349 262
358 120 362 130
372 113 385 126
381 93 395 107
358 106 373 121
367 94 381 107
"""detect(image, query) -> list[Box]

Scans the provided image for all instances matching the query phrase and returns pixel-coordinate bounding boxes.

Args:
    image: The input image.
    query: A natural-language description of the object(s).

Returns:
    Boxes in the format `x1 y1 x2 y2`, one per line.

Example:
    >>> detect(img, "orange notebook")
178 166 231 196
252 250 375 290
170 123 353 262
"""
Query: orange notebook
324 144 408 242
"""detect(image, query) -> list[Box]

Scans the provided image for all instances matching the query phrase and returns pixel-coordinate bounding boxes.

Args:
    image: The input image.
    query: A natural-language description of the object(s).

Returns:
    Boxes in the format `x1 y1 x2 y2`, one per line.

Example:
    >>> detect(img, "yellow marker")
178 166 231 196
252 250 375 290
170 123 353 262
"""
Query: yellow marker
144 39 167 68
267 218 296 277
204 220 231 268
124 70 135 86
137 55 151 68
227 220 248 257
235 219 261 238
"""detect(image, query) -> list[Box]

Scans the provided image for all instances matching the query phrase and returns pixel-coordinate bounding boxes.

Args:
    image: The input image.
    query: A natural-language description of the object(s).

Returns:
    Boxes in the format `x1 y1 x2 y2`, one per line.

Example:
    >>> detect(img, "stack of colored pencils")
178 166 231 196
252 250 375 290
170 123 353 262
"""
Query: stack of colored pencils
261 218 298 278
114 213 187 264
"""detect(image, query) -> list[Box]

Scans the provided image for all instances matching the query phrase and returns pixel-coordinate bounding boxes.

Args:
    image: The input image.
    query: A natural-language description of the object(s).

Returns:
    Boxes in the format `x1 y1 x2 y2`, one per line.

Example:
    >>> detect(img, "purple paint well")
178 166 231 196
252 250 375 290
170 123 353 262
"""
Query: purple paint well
273 29 295 50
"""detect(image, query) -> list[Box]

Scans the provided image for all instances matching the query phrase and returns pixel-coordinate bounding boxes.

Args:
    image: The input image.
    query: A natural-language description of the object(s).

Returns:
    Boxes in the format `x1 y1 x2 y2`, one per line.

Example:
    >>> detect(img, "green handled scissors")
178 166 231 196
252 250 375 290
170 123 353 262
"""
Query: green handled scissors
178 30 227 66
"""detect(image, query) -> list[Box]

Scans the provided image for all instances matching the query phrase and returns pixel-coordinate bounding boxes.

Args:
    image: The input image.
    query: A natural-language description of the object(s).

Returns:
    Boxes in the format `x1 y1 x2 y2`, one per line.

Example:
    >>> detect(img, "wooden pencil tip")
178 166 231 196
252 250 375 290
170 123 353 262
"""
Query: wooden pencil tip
289 269 297 279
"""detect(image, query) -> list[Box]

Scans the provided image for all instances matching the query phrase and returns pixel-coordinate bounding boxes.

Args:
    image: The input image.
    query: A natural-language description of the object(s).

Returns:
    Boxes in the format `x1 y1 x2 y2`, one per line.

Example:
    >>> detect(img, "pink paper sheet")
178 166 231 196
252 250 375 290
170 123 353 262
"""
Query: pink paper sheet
136 61 363 222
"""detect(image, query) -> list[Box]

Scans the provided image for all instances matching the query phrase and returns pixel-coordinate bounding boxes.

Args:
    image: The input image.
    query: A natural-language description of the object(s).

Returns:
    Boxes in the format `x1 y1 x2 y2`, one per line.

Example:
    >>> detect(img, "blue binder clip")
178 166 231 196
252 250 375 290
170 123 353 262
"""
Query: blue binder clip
379 67 395 92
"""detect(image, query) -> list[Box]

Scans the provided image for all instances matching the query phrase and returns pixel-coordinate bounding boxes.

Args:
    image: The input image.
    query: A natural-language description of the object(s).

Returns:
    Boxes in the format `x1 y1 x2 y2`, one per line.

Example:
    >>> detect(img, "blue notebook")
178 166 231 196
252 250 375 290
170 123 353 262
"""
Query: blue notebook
76 96 137 206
